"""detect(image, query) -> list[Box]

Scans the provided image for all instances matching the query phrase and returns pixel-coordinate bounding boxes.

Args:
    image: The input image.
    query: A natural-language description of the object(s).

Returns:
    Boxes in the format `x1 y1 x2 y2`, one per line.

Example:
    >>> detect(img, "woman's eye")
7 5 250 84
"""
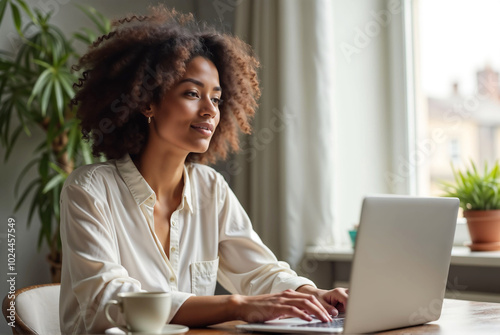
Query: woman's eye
185 91 199 98
211 97 222 106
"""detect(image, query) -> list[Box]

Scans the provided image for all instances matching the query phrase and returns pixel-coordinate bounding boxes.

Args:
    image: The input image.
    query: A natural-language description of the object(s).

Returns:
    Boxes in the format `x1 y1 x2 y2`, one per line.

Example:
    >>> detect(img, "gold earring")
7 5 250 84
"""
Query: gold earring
148 116 152 124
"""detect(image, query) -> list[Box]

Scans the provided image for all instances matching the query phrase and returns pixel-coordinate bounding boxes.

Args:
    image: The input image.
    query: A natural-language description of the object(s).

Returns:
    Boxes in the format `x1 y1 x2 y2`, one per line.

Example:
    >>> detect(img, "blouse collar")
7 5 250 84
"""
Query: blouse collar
116 154 193 213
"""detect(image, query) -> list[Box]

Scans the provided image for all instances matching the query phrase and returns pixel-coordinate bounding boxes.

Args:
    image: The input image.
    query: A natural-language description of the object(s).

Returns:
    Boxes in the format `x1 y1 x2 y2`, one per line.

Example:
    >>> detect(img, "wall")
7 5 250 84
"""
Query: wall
332 0 394 243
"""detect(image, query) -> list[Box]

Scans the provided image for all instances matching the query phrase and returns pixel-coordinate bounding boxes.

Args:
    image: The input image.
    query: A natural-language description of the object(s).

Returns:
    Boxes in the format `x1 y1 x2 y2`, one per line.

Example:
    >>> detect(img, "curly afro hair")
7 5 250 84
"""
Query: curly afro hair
72 5 260 164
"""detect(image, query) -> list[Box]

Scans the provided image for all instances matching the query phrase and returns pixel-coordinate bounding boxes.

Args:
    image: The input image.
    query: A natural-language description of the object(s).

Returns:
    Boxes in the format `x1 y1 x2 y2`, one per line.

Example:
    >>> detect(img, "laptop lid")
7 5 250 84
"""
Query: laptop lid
344 195 459 333
237 195 459 334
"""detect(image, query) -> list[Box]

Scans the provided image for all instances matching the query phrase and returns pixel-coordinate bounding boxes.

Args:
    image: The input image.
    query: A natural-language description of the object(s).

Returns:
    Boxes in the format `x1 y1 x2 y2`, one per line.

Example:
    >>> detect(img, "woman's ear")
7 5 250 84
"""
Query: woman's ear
142 106 154 124
141 106 153 118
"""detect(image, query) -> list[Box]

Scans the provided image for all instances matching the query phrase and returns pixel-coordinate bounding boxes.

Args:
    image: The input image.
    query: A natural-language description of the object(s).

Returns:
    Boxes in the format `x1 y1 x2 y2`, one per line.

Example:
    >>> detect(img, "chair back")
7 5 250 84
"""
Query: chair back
2 283 61 335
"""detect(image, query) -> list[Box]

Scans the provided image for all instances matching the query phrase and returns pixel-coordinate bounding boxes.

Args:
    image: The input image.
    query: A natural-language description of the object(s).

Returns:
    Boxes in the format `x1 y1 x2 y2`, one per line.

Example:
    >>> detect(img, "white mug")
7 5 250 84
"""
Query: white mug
104 292 171 333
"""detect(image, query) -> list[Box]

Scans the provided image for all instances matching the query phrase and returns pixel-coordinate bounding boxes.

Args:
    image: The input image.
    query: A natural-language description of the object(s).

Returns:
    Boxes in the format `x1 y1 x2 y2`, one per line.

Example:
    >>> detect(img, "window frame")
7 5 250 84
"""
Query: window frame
400 0 470 245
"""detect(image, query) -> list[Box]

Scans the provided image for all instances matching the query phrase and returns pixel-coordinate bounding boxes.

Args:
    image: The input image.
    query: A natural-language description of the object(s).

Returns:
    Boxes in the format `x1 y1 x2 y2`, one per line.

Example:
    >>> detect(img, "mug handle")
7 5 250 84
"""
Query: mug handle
104 300 128 332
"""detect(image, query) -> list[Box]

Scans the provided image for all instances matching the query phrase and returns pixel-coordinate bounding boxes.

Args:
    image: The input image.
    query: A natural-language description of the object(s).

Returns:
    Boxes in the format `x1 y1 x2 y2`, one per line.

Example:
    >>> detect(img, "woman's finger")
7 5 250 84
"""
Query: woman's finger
279 292 332 322
278 305 314 321
321 288 349 315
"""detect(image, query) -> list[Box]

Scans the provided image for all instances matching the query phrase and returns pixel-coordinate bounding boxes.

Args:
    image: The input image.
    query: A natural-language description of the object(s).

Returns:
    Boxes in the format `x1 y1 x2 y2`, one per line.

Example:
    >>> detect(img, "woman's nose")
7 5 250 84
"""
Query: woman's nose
200 96 218 117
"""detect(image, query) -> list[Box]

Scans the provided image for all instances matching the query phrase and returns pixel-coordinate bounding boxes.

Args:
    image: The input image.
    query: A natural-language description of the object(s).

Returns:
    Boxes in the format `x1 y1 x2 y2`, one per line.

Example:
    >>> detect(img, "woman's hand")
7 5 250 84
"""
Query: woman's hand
231 289 334 323
296 285 349 317
172 287 348 327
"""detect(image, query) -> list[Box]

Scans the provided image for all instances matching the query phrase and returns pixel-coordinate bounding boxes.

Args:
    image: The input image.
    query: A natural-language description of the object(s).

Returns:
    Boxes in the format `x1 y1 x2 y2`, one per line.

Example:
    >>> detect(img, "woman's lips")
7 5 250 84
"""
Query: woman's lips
191 124 213 136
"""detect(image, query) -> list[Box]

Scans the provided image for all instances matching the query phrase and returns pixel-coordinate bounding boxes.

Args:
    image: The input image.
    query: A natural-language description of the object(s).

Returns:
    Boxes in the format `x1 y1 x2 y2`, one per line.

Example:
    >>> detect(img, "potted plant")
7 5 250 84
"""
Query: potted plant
441 161 500 251
0 1 110 281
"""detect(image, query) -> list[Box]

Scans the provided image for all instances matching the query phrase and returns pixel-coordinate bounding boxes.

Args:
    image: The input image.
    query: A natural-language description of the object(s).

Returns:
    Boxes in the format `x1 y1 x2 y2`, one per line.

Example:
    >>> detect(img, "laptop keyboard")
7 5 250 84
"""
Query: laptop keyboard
291 318 344 328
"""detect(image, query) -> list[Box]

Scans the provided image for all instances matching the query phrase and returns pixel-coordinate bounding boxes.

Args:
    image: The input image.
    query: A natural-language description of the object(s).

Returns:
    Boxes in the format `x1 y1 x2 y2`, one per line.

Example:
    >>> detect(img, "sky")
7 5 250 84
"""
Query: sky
419 0 500 98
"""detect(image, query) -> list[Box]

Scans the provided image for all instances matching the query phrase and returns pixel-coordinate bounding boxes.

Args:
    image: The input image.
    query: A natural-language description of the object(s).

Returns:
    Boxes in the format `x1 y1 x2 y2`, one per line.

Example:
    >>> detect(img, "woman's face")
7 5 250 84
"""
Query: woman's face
148 56 221 156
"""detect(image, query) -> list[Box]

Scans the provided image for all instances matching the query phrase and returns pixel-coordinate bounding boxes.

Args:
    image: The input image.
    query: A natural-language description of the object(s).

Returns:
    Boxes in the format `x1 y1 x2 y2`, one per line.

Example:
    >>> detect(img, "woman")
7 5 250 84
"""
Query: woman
60 6 347 334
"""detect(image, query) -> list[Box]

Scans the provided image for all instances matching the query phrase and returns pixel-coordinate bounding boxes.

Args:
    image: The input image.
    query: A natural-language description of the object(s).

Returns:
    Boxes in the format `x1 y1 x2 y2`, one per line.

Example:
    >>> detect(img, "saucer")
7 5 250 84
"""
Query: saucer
105 325 189 335
465 241 500 251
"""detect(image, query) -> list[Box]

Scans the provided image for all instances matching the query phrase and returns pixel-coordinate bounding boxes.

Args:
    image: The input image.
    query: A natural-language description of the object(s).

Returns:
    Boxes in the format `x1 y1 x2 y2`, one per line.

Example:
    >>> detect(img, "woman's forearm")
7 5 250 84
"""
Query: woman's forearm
170 295 241 327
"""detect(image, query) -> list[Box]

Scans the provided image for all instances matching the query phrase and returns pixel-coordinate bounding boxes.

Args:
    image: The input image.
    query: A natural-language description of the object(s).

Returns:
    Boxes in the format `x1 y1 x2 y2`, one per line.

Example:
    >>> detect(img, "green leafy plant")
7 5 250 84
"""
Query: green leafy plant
441 161 500 211
0 0 110 276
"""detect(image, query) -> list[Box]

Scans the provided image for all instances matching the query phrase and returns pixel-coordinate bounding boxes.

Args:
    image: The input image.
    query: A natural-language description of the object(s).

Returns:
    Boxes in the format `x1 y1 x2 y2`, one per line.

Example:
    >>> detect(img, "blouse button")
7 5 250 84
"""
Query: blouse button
171 221 176 227
169 277 175 282
171 247 176 253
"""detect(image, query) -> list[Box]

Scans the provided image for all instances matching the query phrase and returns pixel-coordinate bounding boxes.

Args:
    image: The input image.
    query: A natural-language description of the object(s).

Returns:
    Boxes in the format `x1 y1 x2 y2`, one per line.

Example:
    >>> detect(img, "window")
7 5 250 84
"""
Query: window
414 0 500 197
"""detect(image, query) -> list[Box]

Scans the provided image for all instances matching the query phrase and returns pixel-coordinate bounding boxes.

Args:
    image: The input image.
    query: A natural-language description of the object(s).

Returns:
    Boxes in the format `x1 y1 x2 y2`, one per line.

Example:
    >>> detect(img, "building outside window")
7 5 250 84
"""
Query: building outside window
415 0 500 197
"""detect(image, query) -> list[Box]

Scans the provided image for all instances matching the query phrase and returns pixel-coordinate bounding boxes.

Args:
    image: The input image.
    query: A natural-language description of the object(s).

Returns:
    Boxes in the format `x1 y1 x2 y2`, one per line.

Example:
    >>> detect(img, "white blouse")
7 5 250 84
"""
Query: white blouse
59 154 315 334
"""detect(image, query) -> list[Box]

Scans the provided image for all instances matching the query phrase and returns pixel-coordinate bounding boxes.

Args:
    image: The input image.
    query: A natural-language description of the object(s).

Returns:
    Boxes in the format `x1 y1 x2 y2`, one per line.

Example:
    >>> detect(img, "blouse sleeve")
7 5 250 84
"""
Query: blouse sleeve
60 182 142 333
216 176 316 295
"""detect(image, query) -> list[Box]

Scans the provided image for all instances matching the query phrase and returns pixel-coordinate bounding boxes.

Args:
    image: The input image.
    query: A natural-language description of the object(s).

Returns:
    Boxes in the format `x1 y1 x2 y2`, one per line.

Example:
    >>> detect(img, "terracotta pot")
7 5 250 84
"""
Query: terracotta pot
463 210 500 244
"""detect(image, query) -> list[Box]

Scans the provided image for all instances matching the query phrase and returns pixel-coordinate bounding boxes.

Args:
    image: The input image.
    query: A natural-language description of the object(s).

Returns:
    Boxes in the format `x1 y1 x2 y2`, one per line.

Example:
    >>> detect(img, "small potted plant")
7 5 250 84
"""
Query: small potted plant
441 161 500 251
348 224 358 249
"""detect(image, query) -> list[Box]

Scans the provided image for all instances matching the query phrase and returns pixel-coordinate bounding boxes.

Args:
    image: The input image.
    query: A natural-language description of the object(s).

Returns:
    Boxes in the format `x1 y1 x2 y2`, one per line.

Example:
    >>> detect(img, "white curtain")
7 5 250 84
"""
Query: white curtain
229 0 337 268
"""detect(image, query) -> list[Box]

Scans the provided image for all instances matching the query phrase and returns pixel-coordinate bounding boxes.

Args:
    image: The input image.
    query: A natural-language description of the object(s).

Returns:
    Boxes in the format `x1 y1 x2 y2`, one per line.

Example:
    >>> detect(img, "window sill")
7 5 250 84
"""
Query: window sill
305 246 500 267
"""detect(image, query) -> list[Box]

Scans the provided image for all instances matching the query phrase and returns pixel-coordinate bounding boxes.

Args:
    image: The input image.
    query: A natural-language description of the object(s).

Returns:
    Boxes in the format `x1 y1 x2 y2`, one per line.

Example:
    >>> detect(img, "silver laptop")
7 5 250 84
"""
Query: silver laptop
237 195 459 334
